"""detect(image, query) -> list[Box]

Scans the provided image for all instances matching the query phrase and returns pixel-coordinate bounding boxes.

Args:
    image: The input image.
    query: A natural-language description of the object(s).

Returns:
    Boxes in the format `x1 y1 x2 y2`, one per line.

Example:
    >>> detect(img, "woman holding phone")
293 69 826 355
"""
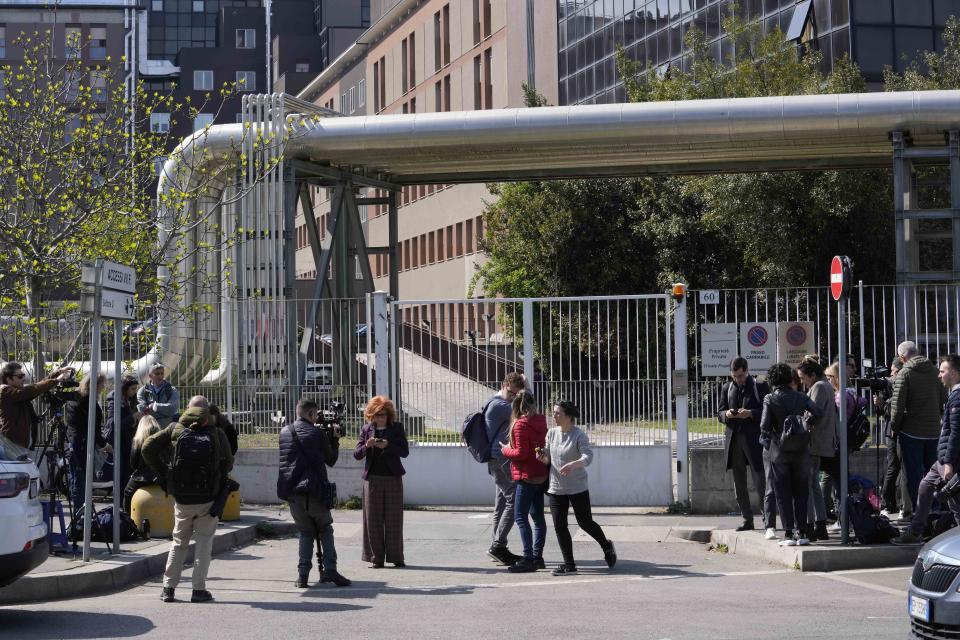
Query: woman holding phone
354 396 409 568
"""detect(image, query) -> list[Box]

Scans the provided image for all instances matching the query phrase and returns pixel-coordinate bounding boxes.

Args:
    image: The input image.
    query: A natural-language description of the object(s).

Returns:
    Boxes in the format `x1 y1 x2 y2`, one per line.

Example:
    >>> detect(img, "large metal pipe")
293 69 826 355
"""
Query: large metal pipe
149 90 960 383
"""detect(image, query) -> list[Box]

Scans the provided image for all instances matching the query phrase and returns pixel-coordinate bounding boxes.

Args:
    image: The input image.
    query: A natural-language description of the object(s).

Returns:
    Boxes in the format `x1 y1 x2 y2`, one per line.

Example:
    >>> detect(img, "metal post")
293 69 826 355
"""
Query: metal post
838 296 850 544
82 261 103 562
112 321 122 554
373 291 390 395
282 166 300 418
674 291 689 505
388 192 399 299
522 300 534 388
366 292 374 399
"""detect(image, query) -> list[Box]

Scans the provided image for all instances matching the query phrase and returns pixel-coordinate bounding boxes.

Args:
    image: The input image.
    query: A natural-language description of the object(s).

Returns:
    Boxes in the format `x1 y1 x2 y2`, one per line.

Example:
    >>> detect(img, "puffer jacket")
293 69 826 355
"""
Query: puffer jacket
891 356 947 438
938 387 960 466
277 418 339 501
501 414 549 481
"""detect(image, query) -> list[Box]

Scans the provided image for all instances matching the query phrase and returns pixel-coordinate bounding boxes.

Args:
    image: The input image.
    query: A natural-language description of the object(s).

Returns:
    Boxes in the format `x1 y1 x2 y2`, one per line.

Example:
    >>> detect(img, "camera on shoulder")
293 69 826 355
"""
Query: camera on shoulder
317 401 346 438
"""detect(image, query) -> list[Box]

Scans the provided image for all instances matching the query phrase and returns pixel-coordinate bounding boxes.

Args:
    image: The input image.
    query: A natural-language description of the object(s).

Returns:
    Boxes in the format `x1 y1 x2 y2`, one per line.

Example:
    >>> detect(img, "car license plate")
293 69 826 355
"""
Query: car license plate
910 594 930 622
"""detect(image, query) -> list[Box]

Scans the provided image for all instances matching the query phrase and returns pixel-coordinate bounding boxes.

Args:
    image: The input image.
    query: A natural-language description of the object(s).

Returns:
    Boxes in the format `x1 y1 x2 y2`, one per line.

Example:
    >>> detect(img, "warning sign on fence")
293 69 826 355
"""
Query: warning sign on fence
739 322 777 372
777 321 815 368
701 323 738 376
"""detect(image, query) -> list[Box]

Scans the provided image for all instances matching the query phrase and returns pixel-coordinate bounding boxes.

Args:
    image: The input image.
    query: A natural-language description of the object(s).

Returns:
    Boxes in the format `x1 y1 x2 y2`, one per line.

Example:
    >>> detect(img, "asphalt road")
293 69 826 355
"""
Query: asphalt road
0 510 914 640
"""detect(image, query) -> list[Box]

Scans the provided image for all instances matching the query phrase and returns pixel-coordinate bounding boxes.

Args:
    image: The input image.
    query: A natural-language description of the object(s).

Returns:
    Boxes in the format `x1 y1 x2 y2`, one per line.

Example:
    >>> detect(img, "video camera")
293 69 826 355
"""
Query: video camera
316 401 346 438
935 474 960 502
858 358 893 393
44 374 80 412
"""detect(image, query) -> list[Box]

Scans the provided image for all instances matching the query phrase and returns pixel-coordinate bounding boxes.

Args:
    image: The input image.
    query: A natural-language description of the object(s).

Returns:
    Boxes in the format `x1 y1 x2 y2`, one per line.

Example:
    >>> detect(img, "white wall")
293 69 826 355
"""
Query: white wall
234 444 673 507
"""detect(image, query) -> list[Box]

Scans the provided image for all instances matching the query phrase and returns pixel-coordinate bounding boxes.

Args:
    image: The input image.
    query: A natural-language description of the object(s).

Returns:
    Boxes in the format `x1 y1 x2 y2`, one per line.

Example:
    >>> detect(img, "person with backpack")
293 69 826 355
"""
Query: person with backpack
142 399 233 603
717 357 772 535
278 399 351 588
893 354 960 545
500 389 548 573
797 359 838 542
482 371 526 566
537 400 616 576
759 362 823 547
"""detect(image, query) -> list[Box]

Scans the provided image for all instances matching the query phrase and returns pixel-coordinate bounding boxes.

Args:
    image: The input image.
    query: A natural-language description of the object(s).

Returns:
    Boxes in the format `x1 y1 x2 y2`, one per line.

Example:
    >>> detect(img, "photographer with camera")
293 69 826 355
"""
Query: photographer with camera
874 359 908 518
65 373 111 512
0 362 75 448
892 354 960 545
277 398 351 588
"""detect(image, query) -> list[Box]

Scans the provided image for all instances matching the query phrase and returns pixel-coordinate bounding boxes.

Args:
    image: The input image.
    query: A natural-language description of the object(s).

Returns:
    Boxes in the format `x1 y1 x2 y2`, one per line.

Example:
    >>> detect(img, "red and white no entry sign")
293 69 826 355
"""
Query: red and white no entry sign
831 255 851 301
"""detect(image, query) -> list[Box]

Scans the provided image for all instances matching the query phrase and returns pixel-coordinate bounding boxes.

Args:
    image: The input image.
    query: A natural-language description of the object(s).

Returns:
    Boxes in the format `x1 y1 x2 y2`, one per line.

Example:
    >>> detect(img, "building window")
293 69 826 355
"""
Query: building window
435 80 442 111
373 55 385 112
484 47 492 109
150 112 170 133
236 113 245 123
442 4 451 65
64 70 80 102
194 113 214 131
0 26 5 59
358 78 365 107
90 26 107 60
0 70 4 99
236 70 256 92
65 25 81 59
361 0 371 27
443 74 451 111
90 71 107 103
348 86 355 113
341 91 347 112
401 38 409 94
194 70 213 91
482 0 492 39
474 55 482 110
236 28 256 49
151 0 162 10
434 11 442 71
295 59 310 73
193 0 204 11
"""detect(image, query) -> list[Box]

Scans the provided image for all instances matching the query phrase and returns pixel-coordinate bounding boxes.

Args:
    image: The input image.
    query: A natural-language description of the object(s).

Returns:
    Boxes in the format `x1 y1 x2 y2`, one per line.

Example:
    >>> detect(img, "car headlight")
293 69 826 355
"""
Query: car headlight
0 472 30 498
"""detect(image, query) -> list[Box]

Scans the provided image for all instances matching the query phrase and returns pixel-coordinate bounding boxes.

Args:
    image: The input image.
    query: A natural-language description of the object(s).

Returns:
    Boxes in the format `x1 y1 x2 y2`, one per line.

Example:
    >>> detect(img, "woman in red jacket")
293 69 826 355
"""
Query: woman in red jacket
500 390 548 573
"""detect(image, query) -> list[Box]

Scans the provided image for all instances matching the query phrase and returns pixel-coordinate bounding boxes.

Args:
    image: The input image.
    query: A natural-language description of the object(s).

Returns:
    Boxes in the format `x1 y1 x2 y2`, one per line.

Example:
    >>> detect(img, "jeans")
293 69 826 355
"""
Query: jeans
908 461 960 537
288 494 337 576
487 458 515 549
770 454 810 533
730 430 768 525
513 480 546 560
900 434 939 514
548 491 608 567
808 455 827 524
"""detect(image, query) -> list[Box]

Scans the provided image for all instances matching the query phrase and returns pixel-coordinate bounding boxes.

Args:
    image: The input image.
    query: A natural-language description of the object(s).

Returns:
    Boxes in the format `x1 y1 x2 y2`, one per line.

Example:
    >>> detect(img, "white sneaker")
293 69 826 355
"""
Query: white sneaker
828 522 842 532
795 536 810 546
880 509 900 520
764 528 777 540
778 538 797 547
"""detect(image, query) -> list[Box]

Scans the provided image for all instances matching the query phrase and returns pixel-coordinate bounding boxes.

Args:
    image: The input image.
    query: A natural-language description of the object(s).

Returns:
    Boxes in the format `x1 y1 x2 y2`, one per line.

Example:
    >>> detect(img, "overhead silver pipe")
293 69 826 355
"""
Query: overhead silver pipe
146 90 960 383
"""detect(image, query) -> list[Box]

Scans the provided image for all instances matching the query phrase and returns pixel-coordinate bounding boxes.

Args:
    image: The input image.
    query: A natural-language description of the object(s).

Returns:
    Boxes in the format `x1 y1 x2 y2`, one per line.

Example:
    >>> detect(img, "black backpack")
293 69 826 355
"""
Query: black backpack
461 400 492 463
168 427 218 500
779 414 810 453
847 494 899 544
70 505 143 542
846 407 871 452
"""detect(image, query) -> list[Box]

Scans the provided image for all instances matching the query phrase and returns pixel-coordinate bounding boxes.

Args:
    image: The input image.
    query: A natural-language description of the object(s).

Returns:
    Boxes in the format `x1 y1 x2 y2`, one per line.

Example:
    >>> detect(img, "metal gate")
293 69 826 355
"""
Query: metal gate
388 295 675 447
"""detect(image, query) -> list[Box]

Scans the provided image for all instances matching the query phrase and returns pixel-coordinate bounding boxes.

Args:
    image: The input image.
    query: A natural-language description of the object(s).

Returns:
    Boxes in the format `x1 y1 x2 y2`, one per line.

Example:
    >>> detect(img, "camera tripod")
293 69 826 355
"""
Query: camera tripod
35 405 79 553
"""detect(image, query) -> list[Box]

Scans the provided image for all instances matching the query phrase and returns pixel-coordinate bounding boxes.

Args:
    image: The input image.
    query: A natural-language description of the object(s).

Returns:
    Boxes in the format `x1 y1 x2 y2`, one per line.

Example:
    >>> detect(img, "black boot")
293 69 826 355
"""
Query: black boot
736 519 755 532
814 520 829 542
294 575 309 588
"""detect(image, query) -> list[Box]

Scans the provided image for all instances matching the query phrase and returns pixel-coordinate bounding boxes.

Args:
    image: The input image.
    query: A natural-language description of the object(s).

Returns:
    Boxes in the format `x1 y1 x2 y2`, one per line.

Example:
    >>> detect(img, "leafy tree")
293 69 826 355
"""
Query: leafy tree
0 24 279 371
475 16 893 301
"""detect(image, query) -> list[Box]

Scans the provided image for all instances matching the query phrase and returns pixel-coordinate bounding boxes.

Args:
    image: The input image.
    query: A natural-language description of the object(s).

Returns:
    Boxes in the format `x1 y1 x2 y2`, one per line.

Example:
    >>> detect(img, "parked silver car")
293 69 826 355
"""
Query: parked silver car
908 527 960 638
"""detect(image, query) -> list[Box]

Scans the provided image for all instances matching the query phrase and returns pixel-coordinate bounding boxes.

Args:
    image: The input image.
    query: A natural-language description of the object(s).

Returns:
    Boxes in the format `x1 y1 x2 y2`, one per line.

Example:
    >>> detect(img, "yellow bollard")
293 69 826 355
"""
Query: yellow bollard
221 488 241 521
130 485 176 537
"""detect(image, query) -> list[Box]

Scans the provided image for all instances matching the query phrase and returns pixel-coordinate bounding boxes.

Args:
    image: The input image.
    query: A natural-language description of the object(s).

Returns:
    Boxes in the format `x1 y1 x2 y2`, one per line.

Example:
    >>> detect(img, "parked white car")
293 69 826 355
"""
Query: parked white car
0 439 48 587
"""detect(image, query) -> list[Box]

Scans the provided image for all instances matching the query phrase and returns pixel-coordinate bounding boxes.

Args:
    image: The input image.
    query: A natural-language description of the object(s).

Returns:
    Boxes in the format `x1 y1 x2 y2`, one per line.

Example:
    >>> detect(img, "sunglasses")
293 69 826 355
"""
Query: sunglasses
12 373 25 379
374 411 387 418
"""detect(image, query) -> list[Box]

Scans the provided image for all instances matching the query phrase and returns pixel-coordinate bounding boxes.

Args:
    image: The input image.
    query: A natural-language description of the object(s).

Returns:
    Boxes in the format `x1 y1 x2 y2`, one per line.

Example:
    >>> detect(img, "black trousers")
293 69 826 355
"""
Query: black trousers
548 491 609 568
729 430 770 526
881 436 909 513
771 454 810 534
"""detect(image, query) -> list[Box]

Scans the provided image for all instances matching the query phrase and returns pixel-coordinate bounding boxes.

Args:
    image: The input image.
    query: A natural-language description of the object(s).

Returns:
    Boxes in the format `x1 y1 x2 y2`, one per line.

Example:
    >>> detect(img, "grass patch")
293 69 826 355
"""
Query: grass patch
337 495 362 510
710 543 729 554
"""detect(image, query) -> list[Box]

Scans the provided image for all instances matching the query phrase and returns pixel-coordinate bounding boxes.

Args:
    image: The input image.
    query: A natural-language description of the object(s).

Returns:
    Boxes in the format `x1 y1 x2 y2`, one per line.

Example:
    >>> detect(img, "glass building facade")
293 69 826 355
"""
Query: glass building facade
147 0 263 61
558 0 960 105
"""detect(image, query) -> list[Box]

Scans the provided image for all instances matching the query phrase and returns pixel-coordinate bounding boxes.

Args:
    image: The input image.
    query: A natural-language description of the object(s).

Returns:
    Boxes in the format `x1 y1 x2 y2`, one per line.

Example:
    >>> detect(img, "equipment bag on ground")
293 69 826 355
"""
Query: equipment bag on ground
70 505 143 542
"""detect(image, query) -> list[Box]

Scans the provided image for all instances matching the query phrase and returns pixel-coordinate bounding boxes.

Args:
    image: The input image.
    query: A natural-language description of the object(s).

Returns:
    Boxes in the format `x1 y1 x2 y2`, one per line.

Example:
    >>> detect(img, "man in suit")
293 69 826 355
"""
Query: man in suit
718 357 772 533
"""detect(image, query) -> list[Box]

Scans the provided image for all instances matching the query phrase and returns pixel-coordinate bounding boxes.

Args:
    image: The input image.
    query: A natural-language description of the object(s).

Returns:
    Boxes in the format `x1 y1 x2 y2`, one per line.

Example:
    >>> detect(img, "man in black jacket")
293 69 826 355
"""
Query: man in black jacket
718 357 772 533
893 354 960 545
278 399 351 588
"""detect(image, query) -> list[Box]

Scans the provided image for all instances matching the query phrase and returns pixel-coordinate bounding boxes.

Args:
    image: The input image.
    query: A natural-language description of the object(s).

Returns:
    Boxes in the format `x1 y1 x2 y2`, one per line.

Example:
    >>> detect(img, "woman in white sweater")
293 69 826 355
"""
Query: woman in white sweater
537 400 616 576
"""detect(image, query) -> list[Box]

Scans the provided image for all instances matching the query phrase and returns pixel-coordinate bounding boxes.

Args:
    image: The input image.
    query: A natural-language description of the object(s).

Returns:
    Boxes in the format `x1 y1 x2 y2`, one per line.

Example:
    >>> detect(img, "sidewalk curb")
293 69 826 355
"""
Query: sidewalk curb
709 529 920 572
0 517 299 605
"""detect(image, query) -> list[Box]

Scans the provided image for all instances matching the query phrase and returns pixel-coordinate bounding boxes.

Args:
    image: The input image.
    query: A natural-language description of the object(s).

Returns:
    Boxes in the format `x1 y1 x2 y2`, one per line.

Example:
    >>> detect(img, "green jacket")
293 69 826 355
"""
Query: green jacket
141 407 234 502
890 356 948 439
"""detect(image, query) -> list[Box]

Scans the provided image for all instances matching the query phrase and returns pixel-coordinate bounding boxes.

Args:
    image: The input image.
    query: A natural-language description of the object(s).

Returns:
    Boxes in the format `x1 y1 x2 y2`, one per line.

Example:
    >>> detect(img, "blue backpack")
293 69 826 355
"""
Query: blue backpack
461 400 492 463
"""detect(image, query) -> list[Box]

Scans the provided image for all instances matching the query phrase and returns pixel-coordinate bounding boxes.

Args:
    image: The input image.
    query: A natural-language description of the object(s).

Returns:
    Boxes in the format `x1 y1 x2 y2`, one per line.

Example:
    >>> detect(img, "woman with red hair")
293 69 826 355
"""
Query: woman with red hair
354 395 409 568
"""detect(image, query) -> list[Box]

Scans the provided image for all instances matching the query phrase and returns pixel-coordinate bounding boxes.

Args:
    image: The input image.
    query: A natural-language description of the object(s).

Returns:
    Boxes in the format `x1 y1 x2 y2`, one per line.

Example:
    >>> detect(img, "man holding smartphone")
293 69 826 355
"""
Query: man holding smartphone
718 357 772 533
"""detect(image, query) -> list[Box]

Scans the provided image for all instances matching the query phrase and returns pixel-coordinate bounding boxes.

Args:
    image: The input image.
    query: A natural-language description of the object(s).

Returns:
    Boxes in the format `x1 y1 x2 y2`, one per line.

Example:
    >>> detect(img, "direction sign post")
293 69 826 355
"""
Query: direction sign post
79 259 135 560
831 255 853 544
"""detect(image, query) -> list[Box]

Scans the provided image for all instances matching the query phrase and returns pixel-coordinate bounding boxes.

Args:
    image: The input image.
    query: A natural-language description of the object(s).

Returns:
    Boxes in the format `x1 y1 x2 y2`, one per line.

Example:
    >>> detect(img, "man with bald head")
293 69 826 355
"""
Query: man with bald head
891 341 948 516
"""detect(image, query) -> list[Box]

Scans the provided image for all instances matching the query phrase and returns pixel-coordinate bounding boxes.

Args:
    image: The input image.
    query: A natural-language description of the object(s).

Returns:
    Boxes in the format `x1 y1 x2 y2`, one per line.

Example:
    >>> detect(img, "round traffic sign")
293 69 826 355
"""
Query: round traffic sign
831 255 851 302
786 324 807 347
747 325 769 347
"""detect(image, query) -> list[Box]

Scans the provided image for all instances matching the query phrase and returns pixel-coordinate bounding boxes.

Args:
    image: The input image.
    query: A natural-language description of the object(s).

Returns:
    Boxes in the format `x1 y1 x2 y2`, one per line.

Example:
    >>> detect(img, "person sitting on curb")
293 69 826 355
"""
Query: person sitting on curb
892 354 960 545
142 398 233 603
